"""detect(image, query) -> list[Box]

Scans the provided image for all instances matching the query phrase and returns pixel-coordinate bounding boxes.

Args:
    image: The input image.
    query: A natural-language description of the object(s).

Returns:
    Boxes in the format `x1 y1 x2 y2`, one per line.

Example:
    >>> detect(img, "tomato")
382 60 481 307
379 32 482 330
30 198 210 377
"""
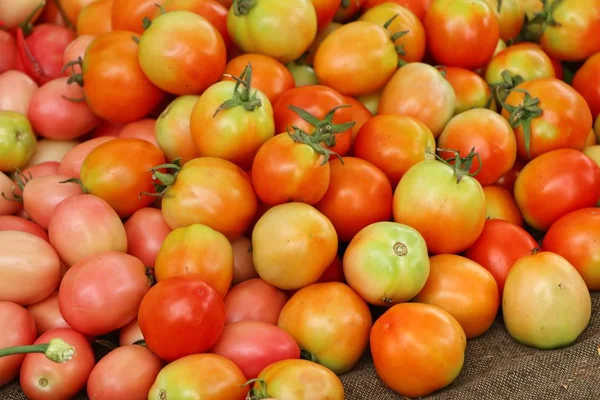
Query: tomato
0 70 38 115
495 158 524 193
572 52 600 119
501 78 592 160
514 149 600 231
119 319 144 346
0 302 36 386
363 0 432 20
0 231 60 305
118 118 159 148
370 303 466 398
273 85 354 156
91 120 124 138
0 173 21 216
587 129 597 147
0 1 42 30
596 115 600 139
148 354 247 400
278 282 371 374
303 22 342 66
247 359 344 400
224 278 288 325
437 67 494 115
483 0 524 41
0 30 17 74
87 345 163 400
359 2 426 64
124 207 171 268
138 275 226 361
111 0 163 34
314 21 398 97
0 215 48 241
437 108 517 186
155 224 233 297
425 0 499 69
310 0 340 30
227 0 317 64
63 35 95 78
378 63 455 138
342 95 372 146
316 157 393 242
57 137 115 179
59 0 96 24
82 31 165 124
77 0 113 36
393 156 486 254
230 236 258 284
223 54 295 104
159 157 257 239
538 0 600 62
26 292 71 335
25 140 80 169
286 62 318 87
190 66 275 169
482 185 523 226
503 252 592 349
80 138 166 218
252 203 338 290
211 321 300 379
333 0 365 22
48 194 128 266
155 95 200 164
317 254 344 283
343 221 429 306
0 110 37 171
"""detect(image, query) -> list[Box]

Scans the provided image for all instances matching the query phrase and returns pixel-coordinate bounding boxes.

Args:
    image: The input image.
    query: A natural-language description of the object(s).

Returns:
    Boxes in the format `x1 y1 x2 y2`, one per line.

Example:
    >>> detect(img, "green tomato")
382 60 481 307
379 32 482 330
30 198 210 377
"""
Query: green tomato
286 62 318 87
0 110 36 171
356 91 381 115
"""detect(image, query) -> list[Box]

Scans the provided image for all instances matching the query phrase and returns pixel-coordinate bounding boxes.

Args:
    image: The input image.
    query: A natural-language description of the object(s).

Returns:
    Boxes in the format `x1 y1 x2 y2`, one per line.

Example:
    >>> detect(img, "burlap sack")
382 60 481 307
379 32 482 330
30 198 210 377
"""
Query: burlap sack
3 293 599 400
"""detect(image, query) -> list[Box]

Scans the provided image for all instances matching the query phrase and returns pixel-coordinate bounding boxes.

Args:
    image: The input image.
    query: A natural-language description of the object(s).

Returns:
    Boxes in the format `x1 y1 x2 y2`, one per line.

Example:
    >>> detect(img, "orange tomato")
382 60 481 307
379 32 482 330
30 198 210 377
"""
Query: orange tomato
111 0 163 34
437 66 494 115
76 0 113 36
61 0 97 25
363 0 433 20
572 52 600 119
483 0 524 42
483 185 523 226
342 95 372 146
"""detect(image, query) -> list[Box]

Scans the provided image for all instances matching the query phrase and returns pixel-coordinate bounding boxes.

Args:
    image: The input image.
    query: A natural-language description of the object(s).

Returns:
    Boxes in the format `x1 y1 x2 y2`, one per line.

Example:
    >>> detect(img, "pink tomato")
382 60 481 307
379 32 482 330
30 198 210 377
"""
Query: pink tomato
62 34 95 76
0 215 48 241
224 278 288 325
12 161 61 197
118 118 160 148
119 319 144 346
0 30 17 73
0 172 21 216
26 292 71 335
0 70 38 114
124 207 172 268
57 136 116 179
0 302 37 386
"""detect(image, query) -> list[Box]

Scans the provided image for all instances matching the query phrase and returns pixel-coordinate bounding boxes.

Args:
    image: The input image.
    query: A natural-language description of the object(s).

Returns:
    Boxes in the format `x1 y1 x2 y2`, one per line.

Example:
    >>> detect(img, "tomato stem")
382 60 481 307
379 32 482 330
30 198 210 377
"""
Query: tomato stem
287 104 355 149
232 0 256 16
142 16 152 30
59 178 89 194
490 70 523 104
214 63 262 117
243 378 270 400
19 1 46 37
0 338 74 363
300 348 319 363
155 3 166 15
140 160 182 199
1 169 32 202
287 127 343 165
383 14 399 29
435 147 483 184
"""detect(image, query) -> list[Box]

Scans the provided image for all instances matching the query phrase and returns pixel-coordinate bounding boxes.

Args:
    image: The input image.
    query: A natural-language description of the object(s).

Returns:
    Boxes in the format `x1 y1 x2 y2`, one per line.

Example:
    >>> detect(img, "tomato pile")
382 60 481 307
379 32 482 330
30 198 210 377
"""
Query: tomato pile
1 0 600 399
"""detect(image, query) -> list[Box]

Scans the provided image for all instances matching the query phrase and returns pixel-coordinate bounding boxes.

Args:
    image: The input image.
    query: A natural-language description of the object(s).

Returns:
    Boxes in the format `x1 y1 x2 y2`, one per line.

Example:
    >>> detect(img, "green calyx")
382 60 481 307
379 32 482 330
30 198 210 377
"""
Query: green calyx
139 158 182 198
19 2 46 36
491 70 524 104
381 14 410 66
287 127 343 166
233 0 256 16
214 63 262 117
62 57 84 87
0 169 31 203
511 0 563 44
435 147 483 184
288 104 355 151
244 379 270 400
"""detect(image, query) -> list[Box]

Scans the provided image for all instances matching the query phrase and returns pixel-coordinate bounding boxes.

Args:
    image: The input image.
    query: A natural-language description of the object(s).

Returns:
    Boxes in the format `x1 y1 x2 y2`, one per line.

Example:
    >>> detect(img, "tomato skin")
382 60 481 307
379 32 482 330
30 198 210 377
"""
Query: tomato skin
82 31 165 124
343 221 430 306
155 224 233 297
112 0 164 34
484 43 555 88
316 157 393 242
0 215 48 242
595 115 600 139
224 278 288 325
20 328 95 400
542 208 600 291
161 157 257 240
342 95 372 146
119 319 144 346
437 67 494 115
314 21 397 97
425 0 499 69
155 95 200 164
138 275 226 361
370 303 466 398
278 282 372 374
77 0 113 36
230 236 257 284
514 149 600 231
124 207 172 268
0 70 38 116
502 252 591 349
378 63 455 138
26 292 71 335
58 137 116 179
310 0 341 30
227 0 317 64
363 0 432 20
482 185 523 226
483 0 524 42
572 52 600 119
0 302 37 386
118 119 160 148
0 110 37 171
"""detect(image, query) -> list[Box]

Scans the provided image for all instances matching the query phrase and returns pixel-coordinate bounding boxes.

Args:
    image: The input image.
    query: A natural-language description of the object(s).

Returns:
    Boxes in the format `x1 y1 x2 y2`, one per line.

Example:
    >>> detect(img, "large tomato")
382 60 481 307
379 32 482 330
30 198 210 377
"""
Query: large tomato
0 302 36 386
393 156 486 254
482 185 523 226
227 0 317 64
252 203 338 290
503 252 592 349
278 282 372 374
572 52 600 119
378 63 455 138
138 275 226 361
437 67 494 115
82 31 165 124
111 0 164 34
224 278 288 325
514 148 600 231
370 303 466 398
343 221 429 306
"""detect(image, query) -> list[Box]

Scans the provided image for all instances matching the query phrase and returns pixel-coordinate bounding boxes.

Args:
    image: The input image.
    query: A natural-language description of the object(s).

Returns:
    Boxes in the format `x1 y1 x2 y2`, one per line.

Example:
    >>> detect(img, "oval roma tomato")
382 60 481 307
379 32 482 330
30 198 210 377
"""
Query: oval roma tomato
543 208 600 291
514 148 600 231
482 185 523 226
154 224 234 297
425 0 499 69
80 138 166 218
378 63 455 138
503 252 591 349
316 157 393 242
159 157 257 239
111 0 163 34
138 275 226 361
370 303 466 398
437 67 494 115
314 20 398 97
482 0 524 42
393 156 486 254
343 221 430 306
227 0 317 64
278 282 372 374
190 65 275 169
82 31 165 124
148 354 247 400
139 10 226 95
363 0 432 20
247 359 344 400
437 108 517 186
572 52 600 119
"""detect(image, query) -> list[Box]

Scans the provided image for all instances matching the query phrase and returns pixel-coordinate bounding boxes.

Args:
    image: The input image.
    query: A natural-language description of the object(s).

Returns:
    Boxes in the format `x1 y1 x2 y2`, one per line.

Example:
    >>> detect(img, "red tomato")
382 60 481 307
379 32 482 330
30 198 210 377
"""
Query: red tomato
0 215 48 241
572 52 600 119
211 321 300 379
124 207 172 268
91 120 124 138
363 0 432 20
514 149 600 231
0 302 36 386
230 236 258 284
87 345 163 400
310 0 341 30
495 158 524 193
483 185 523 226
26 292 71 335
342 95 372 146
138 275 226 361
224 278 289 325
334 0 365 22
317 254 344 283
111 0 164 34
0 30 17 74
118 119 160 148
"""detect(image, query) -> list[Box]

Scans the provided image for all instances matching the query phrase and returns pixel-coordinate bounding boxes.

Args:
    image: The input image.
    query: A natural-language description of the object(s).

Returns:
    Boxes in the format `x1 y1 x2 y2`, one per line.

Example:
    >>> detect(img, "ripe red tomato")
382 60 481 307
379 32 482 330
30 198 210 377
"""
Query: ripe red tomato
0 302 36 386
224 278 289 325
483 185 523 226
572 52 600 119
138 275 226 361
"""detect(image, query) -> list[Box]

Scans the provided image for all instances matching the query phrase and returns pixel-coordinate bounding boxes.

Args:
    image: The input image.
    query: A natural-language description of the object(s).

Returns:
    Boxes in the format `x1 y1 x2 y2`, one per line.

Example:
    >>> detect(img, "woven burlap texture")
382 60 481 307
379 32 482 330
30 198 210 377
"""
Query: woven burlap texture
3 293 600 400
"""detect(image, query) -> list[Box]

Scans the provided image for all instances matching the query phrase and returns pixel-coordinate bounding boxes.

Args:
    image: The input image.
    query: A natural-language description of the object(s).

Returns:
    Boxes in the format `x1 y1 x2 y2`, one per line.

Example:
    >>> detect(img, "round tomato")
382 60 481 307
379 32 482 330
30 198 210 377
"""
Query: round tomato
138 275 226 361
224 278 288 325
343 221 430 306
514 148 600 231
482 185 523 226
503 252 592 349
572 52 600 119
155 95 200 164
437 67 494 115
483 0 524 41
370 303 466 398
